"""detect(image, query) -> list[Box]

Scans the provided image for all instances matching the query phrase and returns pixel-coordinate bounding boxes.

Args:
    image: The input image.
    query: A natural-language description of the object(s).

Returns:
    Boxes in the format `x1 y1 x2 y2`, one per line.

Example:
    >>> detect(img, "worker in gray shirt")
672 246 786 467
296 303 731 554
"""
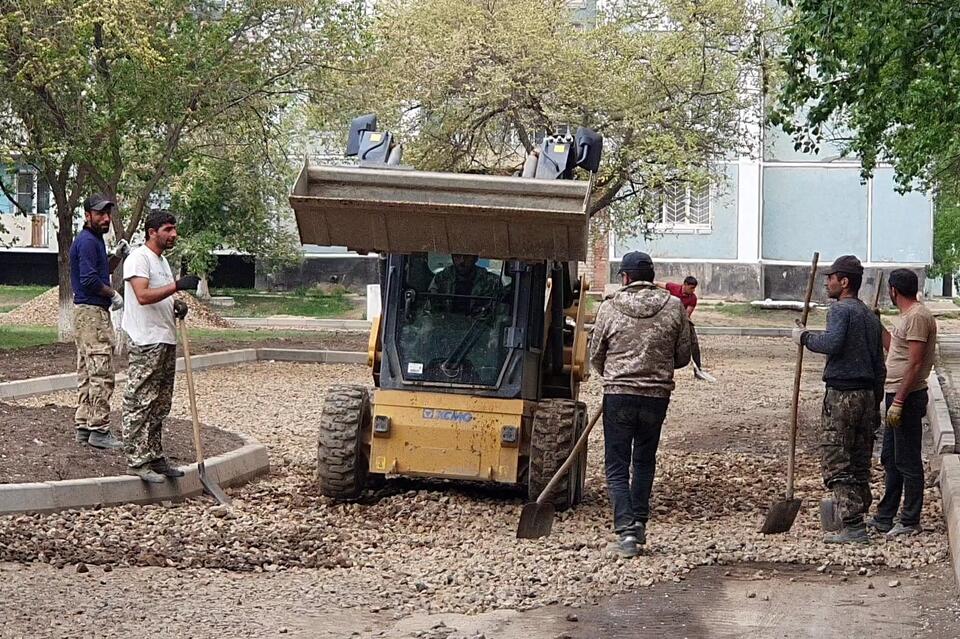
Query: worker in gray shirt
793 255 886 543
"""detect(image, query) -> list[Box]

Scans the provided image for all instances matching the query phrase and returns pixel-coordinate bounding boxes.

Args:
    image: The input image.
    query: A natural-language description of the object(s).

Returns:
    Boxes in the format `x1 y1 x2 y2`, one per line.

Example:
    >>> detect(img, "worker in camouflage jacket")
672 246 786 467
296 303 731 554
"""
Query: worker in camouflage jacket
793 255 886 544
589 251 691 558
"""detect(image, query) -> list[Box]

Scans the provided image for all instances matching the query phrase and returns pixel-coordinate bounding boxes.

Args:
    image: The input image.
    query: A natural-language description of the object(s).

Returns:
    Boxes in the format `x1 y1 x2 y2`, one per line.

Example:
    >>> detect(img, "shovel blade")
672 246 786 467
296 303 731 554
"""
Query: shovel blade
200 473 233 507
517 502 555 539
759 498 801 534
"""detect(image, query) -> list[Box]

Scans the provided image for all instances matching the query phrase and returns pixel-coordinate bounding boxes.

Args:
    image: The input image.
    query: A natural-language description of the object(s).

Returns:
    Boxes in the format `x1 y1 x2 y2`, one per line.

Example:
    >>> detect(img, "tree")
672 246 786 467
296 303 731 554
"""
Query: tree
170 142 303 298
0 0 362 339
312 0 769 238
772 0 960 191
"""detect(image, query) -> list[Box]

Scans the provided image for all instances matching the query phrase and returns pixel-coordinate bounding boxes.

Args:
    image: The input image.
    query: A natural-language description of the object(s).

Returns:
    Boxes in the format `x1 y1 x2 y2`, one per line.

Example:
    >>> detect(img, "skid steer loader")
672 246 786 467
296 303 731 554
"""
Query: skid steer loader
289 115 602 510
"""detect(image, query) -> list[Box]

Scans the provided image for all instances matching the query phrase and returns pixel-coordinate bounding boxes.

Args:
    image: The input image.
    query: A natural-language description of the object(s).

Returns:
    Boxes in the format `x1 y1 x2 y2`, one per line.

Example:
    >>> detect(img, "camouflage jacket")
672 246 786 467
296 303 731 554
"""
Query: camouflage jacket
428 265 500 298
589 281 691 398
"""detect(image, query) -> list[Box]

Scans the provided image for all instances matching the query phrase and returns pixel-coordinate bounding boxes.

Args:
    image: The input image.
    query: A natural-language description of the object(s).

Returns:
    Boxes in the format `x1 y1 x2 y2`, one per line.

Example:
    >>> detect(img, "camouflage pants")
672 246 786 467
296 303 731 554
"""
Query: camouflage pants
74 305 115 433
122 343 176 468
819 388 879 527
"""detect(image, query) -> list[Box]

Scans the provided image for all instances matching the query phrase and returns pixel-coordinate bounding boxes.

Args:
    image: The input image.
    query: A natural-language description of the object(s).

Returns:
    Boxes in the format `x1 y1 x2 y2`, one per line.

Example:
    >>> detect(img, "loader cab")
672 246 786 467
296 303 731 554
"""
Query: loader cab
377 253 550 401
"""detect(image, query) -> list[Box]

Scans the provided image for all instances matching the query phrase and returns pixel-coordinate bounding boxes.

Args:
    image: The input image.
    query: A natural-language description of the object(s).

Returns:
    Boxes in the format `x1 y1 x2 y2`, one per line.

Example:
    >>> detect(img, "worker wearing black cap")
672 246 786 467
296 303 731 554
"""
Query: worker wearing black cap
68 194 129 449
589 251 691 557
793 255 886 543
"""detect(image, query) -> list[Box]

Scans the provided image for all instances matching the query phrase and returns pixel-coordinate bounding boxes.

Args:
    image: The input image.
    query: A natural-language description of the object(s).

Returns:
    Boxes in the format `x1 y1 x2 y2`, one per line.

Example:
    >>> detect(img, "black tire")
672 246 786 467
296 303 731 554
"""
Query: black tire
527 399 585 511
573 401 588 505
317 384 371 500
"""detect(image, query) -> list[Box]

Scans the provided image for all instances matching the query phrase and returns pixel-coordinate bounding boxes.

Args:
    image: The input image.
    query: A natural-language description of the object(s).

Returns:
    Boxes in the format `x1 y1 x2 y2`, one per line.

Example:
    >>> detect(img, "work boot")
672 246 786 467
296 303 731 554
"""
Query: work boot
127 464 166 484
865 516 893 534
150 457 185 478
87 430 122 450
631 521 647 546
885 523 921 537
824 525 870 544
74 427 90 444
613 534 640 559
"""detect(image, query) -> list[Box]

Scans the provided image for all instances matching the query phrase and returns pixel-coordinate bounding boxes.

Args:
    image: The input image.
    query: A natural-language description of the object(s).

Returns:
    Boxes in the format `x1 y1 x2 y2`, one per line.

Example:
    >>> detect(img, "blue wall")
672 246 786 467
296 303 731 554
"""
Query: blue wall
615 164 738 260
871 169 932 263
762 167 868 261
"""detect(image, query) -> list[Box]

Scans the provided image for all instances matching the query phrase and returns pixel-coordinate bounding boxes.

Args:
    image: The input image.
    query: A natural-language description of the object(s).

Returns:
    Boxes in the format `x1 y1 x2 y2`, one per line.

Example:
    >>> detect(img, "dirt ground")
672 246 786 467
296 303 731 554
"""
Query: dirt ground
0 404 243 483
0 332 369 382
0 336 955 638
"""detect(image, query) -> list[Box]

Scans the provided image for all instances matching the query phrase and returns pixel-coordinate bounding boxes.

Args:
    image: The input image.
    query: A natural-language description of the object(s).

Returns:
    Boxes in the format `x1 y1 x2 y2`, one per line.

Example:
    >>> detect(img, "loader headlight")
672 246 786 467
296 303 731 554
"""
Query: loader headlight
373 415 391 438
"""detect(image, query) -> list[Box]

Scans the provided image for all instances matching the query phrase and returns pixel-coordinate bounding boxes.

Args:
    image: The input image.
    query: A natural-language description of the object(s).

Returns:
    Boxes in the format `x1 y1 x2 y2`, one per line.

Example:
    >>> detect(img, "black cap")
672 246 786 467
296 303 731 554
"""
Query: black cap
82 194 115 212
618 251 654 273
825 255 863 276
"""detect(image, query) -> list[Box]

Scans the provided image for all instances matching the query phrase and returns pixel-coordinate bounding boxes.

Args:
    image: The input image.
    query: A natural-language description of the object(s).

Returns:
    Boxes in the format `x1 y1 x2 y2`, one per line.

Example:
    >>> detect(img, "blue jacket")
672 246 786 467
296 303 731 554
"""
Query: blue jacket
69 227 110 307
804 297 886 393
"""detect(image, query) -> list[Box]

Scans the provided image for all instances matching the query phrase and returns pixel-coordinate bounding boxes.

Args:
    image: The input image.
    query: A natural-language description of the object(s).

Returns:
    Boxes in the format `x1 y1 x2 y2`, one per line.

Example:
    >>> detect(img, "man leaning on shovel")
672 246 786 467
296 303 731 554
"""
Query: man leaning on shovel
793 255 886 543
121 210 200 483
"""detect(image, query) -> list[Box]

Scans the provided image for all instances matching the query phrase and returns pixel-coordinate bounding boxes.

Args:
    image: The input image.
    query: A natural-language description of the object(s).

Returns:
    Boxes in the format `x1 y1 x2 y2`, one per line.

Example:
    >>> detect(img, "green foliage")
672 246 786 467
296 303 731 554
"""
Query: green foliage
223 290 352 319
932 187 960 285
313 0 770 235
0 0 362 242
772 0 960 190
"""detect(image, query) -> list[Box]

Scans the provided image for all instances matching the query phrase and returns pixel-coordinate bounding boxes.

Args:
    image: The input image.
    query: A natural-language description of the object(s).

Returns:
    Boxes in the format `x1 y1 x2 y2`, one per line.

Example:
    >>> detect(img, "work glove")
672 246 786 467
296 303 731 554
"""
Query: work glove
110 291 124 311
112 239 130 260
791 324 807 346
886 399 903 427
175 274 201 291
173 299 188 320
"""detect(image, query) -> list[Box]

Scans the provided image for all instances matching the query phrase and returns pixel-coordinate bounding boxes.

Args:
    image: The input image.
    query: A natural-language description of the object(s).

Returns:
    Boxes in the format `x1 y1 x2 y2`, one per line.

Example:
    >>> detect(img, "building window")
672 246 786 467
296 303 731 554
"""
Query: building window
649 182 711 231
36 177 50 215
16 171 34 214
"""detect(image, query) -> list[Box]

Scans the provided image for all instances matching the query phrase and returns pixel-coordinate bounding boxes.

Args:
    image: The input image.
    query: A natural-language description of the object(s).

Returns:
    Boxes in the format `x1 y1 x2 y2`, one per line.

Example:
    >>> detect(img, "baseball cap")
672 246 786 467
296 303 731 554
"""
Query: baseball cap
82 193 115 212
618 251 654 273
825 255 863 276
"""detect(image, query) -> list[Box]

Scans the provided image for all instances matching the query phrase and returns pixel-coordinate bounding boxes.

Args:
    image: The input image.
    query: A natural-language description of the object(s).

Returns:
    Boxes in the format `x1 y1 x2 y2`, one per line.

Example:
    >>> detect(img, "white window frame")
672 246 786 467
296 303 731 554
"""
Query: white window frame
650 181 713 234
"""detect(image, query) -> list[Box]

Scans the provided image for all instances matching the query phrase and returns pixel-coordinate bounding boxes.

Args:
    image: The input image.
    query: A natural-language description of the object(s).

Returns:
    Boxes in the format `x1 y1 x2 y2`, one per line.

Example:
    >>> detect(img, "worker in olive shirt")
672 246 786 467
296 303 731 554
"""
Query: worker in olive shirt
69 194 128 449
793 255 885 543
590 251 691 558
868 269 937 537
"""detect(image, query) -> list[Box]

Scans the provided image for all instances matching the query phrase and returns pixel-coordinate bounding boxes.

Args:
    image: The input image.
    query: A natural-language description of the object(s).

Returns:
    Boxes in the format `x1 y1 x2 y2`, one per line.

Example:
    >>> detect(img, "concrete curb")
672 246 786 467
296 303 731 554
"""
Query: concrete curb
0 435 270 515
927 371 958 455
940 455 960 591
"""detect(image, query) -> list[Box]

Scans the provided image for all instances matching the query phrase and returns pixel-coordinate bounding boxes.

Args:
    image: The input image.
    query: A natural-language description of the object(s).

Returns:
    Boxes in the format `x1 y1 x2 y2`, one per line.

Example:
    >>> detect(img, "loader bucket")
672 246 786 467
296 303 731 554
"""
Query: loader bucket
289 163 593 261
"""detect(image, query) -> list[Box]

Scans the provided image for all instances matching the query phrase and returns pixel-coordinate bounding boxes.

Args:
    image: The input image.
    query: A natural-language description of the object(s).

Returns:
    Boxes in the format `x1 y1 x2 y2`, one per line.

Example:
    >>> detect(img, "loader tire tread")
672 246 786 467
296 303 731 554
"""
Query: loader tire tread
317 384 371 500
527 399 585 511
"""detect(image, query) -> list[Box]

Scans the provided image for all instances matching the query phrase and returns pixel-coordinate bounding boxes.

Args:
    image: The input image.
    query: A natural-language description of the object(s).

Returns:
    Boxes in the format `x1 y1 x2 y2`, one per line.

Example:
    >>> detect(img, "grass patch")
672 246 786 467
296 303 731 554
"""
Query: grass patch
210 288 352 318
0 326 58 349
0 285 48 313
712 302 766 317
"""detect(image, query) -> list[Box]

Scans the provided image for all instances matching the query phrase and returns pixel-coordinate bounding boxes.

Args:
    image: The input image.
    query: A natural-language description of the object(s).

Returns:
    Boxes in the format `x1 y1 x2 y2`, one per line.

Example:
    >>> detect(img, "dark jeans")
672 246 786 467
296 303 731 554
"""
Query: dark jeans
690 321 703 369
603 393 670 534
876 390 928 527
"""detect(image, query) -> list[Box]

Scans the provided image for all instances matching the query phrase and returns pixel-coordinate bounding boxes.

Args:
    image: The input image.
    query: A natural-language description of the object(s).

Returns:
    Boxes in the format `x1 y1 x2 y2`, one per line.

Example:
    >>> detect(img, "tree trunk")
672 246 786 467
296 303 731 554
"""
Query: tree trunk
197 274 211 300
56 214 74 342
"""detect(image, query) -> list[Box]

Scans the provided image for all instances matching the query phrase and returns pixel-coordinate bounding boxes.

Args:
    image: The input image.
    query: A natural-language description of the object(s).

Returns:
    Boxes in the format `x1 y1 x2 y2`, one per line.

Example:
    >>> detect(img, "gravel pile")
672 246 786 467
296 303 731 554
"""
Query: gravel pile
0 338 950 617
0 287 233 329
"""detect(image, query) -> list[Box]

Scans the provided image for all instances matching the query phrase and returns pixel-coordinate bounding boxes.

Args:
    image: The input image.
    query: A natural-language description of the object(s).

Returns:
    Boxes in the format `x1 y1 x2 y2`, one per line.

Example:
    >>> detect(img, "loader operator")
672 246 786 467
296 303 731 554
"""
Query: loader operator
428 254 500 314
589 251 691 558
792 255 885 544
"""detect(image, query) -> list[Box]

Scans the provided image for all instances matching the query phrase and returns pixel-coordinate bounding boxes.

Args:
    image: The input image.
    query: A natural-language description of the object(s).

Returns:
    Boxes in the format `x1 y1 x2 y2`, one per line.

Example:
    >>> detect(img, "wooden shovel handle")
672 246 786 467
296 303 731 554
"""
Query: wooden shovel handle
536 407 603 505
177 318 204 465
787 252 819 499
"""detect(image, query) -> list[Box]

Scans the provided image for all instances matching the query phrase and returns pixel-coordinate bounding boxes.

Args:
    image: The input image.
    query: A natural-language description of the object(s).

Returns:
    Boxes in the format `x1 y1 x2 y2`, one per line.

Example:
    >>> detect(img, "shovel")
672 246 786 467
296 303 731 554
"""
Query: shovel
517 407 602 539
177 318 232 507
760 251 819 534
